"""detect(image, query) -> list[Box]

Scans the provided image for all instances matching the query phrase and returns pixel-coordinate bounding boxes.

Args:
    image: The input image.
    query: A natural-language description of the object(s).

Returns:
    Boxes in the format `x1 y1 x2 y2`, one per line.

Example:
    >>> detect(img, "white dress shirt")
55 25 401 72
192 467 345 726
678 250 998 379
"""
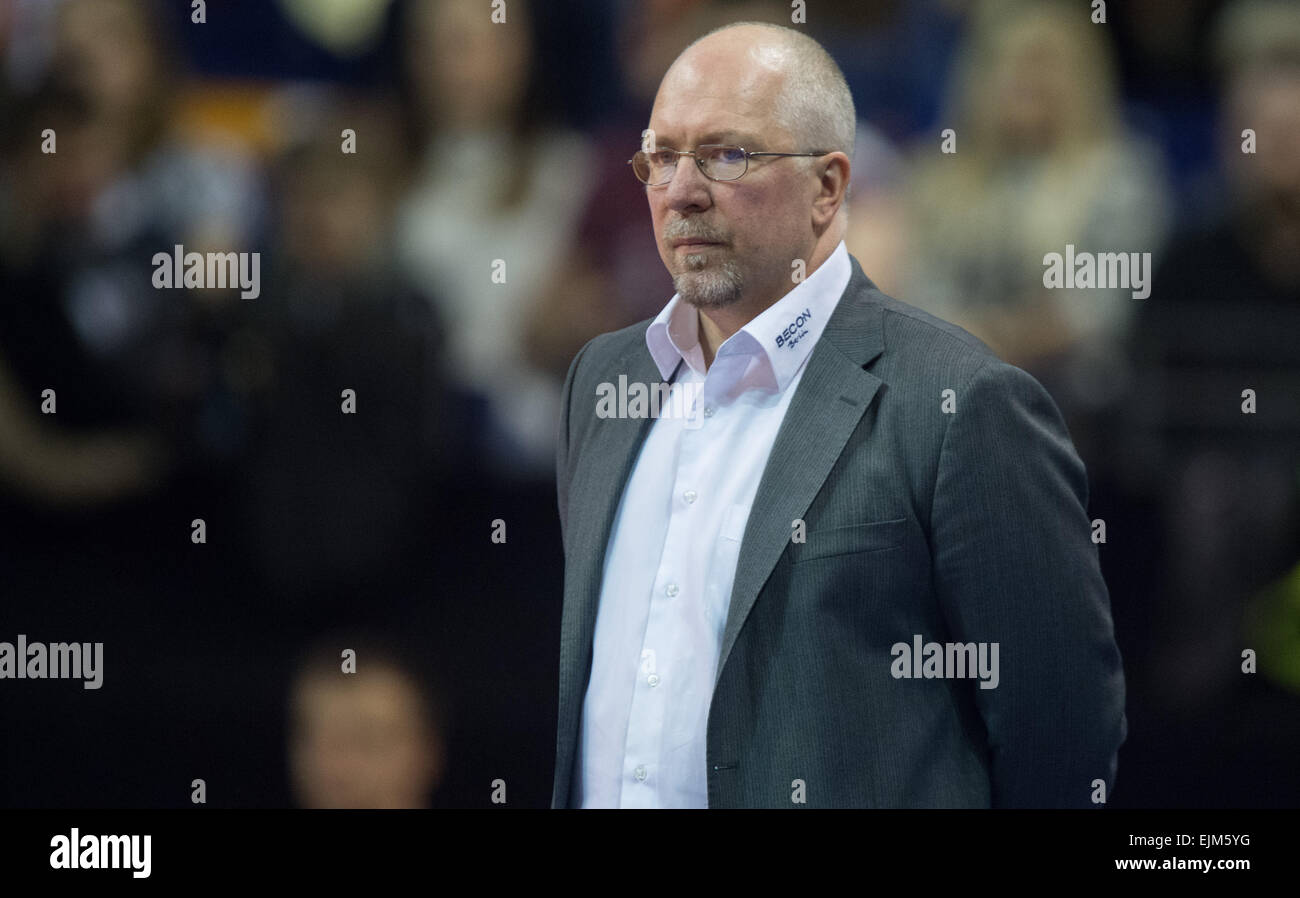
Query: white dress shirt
576 240 852 808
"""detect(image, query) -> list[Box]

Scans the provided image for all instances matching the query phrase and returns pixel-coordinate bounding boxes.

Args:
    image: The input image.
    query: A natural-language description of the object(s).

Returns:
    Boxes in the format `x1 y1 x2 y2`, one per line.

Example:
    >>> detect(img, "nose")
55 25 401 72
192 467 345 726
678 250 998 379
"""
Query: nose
661 153 713 214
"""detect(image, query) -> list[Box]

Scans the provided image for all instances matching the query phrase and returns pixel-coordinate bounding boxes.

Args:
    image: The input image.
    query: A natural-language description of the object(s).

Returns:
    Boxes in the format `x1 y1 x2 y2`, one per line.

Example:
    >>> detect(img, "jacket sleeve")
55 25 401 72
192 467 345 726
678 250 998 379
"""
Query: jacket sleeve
929 359 1127 808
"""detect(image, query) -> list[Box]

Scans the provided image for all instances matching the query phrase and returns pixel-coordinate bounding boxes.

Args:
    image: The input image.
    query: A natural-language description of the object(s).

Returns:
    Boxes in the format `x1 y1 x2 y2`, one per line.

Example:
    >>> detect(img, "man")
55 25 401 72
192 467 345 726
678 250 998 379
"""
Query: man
552 21 1126 808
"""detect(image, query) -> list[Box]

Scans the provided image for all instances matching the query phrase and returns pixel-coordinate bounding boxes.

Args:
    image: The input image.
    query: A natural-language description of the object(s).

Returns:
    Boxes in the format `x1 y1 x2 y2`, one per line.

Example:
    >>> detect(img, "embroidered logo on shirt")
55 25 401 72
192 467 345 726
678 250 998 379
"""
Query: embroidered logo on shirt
775 308 812 350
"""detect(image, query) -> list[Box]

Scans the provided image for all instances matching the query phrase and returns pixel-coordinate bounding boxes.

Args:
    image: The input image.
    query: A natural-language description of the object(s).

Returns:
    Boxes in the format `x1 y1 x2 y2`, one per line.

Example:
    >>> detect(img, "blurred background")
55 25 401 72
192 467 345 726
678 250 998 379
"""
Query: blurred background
0 0 1296 808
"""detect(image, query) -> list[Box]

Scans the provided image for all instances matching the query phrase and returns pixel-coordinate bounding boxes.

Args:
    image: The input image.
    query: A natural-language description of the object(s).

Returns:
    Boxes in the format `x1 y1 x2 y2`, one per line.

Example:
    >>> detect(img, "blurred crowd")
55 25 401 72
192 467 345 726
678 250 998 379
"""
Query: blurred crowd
0 0 1297 807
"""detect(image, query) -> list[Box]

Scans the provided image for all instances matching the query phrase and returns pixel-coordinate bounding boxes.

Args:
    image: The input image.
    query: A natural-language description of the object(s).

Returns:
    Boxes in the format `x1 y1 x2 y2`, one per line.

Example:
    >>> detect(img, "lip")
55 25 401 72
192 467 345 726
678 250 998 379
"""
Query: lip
671 240 722 249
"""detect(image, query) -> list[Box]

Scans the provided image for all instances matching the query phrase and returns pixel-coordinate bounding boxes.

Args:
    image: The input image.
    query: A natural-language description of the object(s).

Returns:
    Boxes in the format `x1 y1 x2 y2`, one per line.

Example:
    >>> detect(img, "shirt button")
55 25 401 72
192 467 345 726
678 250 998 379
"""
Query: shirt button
683 489 697 504
703 406 715 418
634 765 648 782
647 673 661 687
665 583 679 597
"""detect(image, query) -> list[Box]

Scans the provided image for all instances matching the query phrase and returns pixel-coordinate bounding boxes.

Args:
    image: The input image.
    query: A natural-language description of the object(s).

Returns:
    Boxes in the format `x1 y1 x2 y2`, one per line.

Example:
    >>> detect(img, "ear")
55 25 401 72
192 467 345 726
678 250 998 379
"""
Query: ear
811 151 851 230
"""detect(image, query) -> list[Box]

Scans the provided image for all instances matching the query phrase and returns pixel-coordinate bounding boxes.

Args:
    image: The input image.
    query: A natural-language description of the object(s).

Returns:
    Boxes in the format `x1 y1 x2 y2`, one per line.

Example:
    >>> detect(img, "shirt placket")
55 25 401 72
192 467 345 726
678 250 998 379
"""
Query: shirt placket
618 380 713 808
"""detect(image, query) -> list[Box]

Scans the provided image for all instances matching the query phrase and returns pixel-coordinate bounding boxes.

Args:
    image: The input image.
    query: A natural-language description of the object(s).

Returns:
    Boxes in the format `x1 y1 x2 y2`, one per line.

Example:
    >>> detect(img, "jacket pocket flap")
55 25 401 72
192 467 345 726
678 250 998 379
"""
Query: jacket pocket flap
790 517 907 563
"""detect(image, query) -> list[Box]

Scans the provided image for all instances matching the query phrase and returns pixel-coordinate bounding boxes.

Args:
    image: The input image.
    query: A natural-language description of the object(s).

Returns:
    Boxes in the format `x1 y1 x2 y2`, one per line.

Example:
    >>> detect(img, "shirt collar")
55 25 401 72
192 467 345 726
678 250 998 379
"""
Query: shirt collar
645 240 851 395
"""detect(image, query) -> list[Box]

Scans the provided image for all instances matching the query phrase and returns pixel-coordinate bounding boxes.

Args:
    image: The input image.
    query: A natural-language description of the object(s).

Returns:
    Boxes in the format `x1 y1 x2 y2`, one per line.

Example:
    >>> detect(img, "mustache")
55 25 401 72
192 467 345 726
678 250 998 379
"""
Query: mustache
662 220 729 243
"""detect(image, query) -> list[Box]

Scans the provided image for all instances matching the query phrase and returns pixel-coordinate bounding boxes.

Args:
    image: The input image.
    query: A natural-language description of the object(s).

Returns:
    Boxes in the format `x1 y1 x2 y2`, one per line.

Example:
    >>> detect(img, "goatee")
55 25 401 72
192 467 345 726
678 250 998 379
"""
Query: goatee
674 255 744 309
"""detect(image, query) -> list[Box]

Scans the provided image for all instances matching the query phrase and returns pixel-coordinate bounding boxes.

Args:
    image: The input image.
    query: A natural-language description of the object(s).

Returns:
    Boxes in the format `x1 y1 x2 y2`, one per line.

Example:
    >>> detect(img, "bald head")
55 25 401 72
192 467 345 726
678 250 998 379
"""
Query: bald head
662 22 856 159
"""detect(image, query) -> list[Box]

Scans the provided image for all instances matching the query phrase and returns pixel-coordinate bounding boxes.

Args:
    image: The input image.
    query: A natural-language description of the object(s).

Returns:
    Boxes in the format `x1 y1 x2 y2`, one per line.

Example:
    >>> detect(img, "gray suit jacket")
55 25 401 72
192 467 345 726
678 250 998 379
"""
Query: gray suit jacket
552 255 1126 808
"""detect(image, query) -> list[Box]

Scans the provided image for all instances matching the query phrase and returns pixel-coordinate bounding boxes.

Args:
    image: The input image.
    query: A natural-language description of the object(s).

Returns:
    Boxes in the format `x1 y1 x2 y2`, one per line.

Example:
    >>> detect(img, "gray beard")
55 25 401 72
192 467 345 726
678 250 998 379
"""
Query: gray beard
673 255 744 310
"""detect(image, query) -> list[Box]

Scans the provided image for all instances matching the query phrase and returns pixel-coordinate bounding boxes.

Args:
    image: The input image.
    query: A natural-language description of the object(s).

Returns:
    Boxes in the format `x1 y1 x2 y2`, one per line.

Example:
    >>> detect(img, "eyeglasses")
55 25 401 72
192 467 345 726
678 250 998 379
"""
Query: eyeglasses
628 144 829 186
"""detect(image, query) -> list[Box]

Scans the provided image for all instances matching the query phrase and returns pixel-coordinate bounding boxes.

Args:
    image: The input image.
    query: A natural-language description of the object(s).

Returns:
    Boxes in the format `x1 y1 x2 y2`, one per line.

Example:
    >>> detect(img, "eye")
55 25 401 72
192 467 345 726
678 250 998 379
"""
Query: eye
651 149 678 165
716 146 745 163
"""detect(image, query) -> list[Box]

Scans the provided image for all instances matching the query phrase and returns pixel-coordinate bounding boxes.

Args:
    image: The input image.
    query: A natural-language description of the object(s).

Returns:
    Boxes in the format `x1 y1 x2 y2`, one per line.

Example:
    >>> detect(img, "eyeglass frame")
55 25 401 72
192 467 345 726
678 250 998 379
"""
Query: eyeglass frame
628 144 832 186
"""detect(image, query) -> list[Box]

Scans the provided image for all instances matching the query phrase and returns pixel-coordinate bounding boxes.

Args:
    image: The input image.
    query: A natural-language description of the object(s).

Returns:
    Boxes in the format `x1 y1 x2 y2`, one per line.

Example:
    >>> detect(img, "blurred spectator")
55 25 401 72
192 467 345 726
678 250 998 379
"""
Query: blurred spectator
0 0 265 500
1117 0 1300 805
232 94 448 613
395 0 593 477
0 72 172 508
1123 0 1300 696
899 0 1171 428
288 636 447 809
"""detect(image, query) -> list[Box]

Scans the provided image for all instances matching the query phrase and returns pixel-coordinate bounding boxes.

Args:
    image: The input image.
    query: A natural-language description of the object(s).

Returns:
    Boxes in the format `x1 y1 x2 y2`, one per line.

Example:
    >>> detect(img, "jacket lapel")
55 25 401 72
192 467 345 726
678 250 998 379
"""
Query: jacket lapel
714 256 886 688
556 346 668 798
